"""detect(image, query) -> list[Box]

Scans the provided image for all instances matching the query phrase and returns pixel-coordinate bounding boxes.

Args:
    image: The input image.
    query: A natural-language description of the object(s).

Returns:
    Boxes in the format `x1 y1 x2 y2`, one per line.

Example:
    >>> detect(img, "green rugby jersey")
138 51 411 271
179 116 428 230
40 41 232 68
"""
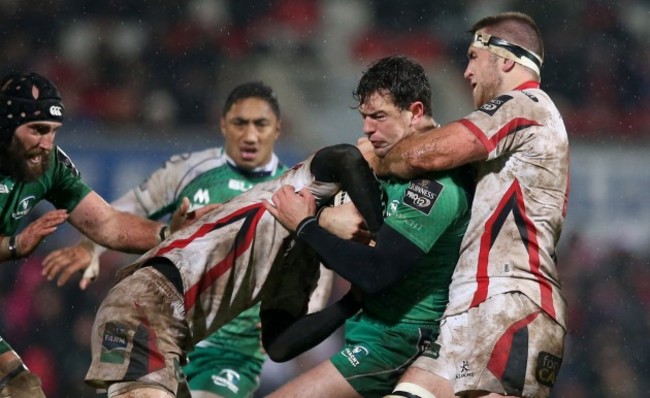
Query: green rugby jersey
111 146 286 360
0 146 92 236
362 168 473 325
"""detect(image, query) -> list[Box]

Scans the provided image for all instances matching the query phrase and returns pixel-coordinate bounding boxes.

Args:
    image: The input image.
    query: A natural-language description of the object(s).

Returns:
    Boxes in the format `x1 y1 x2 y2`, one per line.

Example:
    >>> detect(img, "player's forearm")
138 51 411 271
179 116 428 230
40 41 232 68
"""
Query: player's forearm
74 212 166 254
95 215 166 253
296 219 422 294
69 192 168 254
85 190 153 255
379 122 485 177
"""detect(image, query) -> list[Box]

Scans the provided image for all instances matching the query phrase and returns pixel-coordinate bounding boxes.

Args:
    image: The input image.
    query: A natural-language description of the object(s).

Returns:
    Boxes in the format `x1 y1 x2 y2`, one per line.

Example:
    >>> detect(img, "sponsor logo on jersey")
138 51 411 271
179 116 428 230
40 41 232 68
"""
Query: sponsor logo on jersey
422 341 440 359
535 352 561 387
456 360 475 379
0 184 9 194
12 196 35 220
387 200 400 216
228 179 254 192
100 321 129 364
478 94 513 116
193 188 211 205
342 344 370 367
403 179 443 215
523 91 539 102
212 368 241 394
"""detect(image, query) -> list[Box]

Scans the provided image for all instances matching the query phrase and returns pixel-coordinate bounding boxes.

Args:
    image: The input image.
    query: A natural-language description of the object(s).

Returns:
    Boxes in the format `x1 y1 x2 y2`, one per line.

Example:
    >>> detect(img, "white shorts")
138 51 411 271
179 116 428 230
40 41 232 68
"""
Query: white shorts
85 265 189 396
412 293 565 398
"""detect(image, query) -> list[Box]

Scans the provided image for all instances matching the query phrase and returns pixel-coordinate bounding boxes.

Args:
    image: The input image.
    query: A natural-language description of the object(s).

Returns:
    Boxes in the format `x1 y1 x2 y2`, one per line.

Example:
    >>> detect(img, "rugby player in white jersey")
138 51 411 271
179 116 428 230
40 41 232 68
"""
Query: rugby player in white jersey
372 11 569 398
83 142 384 397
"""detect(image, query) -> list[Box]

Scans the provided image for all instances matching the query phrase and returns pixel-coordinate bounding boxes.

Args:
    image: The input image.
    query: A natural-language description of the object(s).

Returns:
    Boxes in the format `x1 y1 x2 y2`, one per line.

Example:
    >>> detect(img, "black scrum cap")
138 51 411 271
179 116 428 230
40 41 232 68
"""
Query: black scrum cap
0 72 65 143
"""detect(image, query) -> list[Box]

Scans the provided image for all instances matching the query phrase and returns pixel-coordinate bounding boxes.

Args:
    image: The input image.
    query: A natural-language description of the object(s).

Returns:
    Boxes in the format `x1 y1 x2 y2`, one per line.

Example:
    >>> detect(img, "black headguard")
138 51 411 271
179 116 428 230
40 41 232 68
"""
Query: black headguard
0 72 65 144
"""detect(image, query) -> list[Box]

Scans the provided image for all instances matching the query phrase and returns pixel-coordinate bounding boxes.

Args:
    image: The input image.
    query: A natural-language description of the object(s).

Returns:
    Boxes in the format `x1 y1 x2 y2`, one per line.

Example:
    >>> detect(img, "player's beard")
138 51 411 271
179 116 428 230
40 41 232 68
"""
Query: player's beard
474 57 503 108
0 140 50 182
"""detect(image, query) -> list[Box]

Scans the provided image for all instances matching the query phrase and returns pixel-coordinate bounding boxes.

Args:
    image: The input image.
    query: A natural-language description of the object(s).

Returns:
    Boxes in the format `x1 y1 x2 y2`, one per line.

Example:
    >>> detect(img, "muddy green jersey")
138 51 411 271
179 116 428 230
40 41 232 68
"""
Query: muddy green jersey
362 168 474 324
0 146 92 236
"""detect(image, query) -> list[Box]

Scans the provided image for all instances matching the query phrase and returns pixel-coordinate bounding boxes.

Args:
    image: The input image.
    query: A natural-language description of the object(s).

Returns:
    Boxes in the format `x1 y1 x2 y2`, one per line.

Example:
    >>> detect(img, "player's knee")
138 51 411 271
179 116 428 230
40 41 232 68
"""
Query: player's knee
385 382 438 398
0 367 45 398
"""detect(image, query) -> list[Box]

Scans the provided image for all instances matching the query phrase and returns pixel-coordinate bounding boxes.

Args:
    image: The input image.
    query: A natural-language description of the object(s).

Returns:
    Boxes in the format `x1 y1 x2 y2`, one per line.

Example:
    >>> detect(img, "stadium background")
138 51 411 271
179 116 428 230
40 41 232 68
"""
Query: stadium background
1 1 649 396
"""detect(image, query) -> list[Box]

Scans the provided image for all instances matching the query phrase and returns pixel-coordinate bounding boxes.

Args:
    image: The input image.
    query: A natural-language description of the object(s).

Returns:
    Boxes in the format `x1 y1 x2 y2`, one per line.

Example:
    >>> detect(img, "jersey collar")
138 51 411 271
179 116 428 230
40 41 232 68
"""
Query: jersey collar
224 153 279 178
514 81 540 91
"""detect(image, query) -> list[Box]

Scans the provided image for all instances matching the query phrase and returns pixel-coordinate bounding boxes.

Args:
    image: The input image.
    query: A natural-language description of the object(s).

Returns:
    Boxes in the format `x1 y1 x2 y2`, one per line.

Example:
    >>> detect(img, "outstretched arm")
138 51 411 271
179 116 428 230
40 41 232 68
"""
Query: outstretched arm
67 191 213 254
297 218 423 294
67 191 165 253
370 122 486 179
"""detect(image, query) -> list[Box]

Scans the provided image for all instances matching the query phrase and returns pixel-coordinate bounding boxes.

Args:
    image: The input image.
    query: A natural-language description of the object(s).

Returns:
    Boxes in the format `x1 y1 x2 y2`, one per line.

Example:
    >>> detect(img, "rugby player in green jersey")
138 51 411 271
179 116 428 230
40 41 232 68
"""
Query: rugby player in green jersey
43 81 361 398
0 72 200 396
263 56 475 398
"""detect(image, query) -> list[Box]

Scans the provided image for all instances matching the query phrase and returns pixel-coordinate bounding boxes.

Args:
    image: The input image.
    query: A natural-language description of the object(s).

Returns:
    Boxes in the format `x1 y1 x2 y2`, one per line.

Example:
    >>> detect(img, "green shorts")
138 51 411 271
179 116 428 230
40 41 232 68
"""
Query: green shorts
183 345 264 398
183 305 266 398
330 313 437 397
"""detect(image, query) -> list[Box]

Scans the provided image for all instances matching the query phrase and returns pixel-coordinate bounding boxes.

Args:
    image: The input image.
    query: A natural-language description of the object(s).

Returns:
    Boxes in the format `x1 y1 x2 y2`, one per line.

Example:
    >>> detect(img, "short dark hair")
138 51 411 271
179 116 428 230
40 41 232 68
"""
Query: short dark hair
470 11 544 62
222 81 280 119
353 55 432 116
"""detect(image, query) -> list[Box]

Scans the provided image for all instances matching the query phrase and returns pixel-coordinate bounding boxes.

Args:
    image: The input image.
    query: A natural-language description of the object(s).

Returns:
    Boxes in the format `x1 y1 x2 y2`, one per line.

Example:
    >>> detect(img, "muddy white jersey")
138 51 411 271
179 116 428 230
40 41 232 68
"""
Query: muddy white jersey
447 81 569 329
122 154 340 344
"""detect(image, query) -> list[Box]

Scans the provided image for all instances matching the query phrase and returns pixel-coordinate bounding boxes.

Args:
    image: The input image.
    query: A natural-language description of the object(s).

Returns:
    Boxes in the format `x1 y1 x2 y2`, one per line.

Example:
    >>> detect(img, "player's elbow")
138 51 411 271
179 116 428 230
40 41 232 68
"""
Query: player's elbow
265 342 296 363
262 329 303 362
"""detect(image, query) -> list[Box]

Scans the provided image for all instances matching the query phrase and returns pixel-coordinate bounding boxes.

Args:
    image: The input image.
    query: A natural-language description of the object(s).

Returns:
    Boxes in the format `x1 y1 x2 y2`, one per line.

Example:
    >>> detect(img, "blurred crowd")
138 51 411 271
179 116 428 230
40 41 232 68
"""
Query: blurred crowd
1 0 649 397
1 1 648 140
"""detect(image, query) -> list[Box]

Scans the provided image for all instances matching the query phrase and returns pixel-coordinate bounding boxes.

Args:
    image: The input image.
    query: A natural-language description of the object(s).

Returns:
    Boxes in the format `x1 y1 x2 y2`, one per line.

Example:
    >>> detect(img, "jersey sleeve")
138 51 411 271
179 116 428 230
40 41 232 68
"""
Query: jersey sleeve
385 173 471 253
125 153 192 219
45 147 93 212
459 91 544 161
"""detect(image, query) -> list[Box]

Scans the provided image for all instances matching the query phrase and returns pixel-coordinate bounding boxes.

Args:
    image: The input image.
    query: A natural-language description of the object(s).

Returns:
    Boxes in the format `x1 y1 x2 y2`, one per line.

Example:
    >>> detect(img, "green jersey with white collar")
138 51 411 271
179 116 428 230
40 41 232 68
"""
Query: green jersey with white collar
0 146 91 236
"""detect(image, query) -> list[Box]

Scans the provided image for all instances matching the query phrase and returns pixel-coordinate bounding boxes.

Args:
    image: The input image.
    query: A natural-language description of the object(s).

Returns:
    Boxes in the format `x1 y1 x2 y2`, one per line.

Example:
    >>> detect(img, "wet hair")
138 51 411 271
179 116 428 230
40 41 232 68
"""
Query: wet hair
0 72 65 144
470 11 544 63
353 55 432 116
222 81 281 119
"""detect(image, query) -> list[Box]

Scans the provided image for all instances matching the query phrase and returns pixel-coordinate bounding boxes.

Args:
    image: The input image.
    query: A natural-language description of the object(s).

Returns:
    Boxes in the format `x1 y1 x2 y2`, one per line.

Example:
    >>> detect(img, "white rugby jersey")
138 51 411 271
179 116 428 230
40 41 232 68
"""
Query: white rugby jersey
446 81 569 329
126 154 341 344
112 146 283 217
